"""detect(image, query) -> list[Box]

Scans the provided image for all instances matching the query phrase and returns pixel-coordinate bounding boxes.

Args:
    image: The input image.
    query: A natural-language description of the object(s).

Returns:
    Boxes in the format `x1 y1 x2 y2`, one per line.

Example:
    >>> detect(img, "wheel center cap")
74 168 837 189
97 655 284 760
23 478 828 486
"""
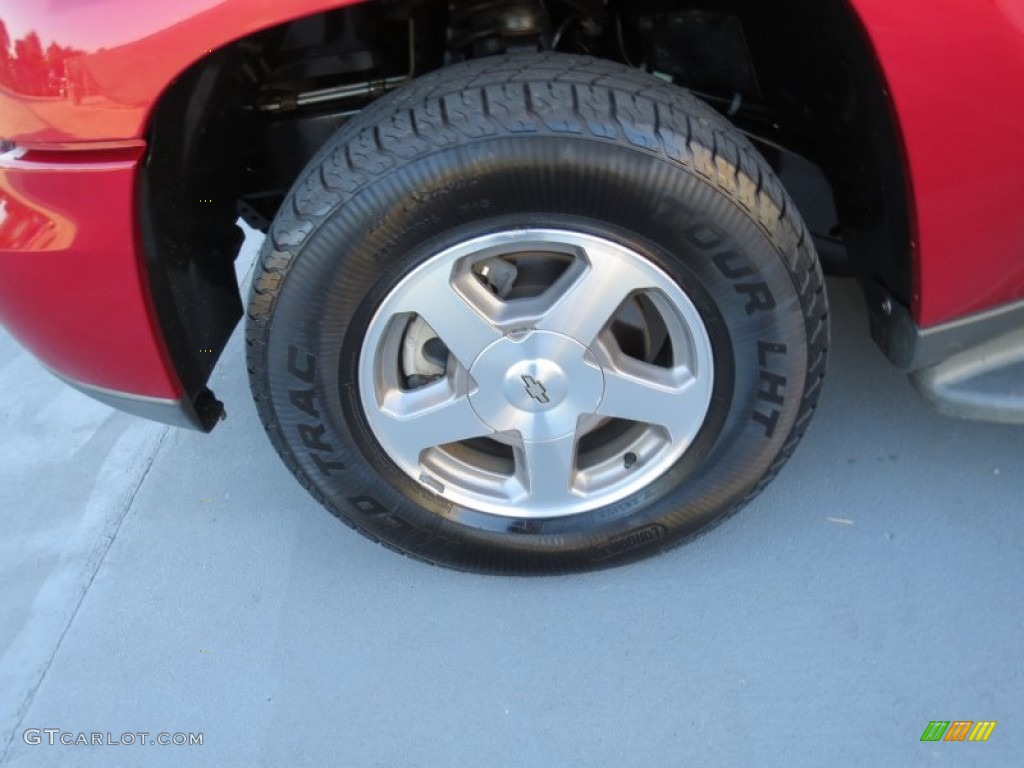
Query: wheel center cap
468 331 605 441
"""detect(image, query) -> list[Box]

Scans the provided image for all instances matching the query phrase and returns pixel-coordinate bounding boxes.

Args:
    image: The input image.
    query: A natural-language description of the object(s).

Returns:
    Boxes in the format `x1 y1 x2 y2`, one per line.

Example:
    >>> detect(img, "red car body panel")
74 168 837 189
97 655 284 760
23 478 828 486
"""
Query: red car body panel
0 146 180 397
851 0 1024 325
0 0 359 145
0 0 360 399
0 0 1022 399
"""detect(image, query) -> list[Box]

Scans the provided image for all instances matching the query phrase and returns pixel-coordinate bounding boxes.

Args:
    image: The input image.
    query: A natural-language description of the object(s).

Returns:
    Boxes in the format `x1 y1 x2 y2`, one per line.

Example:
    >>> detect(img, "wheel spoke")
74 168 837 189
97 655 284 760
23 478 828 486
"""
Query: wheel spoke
391 266 502 369
517 433 579 506
596 363 706 445
379 385 492 458
536 244 656 345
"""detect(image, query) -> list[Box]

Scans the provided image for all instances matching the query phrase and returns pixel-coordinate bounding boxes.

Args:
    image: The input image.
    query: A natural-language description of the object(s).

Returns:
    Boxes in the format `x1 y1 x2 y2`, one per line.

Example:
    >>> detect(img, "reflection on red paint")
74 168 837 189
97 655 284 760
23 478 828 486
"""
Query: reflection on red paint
0 188 57 250
0 159 72 251
0 21 87 102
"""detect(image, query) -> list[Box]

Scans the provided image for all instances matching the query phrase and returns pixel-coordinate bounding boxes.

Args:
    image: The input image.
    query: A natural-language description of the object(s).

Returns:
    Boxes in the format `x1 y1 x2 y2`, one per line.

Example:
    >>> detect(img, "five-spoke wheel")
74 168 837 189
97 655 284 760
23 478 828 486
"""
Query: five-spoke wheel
359 229 715 517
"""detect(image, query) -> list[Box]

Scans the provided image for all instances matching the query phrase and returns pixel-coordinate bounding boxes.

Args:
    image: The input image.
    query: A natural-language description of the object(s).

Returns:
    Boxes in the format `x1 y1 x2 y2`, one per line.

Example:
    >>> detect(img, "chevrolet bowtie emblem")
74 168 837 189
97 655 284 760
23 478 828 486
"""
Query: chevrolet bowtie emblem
521 375 550 404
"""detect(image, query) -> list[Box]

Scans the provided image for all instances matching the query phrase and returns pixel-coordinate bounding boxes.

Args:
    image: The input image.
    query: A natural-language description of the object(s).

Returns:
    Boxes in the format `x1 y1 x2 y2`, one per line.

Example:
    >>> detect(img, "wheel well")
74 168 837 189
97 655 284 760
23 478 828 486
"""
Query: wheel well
139 0 911 398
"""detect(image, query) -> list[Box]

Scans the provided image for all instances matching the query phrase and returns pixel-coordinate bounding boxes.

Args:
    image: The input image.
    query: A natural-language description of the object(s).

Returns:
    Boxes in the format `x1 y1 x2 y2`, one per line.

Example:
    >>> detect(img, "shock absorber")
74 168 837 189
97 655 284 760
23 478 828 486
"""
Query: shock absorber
448 0 551 57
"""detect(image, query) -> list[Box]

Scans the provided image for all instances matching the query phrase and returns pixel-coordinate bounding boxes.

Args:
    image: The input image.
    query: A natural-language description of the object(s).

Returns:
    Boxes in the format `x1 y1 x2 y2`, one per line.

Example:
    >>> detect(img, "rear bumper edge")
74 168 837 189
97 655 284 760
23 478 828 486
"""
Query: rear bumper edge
52 369 225 431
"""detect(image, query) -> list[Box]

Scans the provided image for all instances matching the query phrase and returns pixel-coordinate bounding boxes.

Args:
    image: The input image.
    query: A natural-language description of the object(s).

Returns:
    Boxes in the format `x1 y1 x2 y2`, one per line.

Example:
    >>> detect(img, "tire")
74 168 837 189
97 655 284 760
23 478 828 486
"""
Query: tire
246 53 828 574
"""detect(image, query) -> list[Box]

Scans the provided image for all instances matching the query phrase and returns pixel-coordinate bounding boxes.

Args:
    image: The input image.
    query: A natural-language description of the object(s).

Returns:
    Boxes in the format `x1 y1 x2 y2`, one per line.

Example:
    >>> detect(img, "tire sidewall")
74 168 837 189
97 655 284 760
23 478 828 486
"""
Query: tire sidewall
259 134 808 571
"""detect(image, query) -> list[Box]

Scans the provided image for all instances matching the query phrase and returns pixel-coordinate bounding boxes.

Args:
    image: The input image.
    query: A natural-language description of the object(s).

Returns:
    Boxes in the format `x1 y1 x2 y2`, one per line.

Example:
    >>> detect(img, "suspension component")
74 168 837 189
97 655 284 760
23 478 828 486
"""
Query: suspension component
448 0 551 57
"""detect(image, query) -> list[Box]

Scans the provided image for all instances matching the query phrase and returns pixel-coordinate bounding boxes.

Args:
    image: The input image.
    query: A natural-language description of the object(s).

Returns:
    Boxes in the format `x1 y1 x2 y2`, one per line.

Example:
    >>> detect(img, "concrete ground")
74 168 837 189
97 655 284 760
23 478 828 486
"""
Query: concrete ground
1 233 1021 767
